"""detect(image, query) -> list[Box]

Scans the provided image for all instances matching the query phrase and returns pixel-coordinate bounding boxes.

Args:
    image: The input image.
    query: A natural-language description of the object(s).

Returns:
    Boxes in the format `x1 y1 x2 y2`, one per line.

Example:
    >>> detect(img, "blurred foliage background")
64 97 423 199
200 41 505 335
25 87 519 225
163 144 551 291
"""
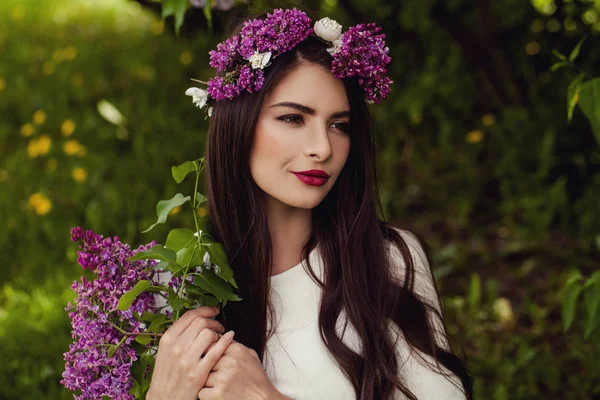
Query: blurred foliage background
1 0 599 398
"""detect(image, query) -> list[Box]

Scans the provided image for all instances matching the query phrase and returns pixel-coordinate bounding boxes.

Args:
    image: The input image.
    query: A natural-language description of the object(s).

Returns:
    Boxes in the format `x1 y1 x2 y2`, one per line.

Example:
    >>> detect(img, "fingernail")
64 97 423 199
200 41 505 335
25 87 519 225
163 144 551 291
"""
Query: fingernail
225 330 235 339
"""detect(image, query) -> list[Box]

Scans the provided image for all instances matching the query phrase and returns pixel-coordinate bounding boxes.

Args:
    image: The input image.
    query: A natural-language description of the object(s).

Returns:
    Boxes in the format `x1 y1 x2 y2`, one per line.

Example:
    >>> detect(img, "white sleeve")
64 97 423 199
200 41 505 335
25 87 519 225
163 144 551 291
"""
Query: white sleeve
387 229 467 400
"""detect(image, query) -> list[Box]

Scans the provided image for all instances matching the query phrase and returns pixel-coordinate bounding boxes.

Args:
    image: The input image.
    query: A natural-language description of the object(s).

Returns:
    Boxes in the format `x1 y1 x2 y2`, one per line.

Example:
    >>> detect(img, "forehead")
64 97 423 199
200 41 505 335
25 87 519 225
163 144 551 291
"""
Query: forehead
264 62 349 111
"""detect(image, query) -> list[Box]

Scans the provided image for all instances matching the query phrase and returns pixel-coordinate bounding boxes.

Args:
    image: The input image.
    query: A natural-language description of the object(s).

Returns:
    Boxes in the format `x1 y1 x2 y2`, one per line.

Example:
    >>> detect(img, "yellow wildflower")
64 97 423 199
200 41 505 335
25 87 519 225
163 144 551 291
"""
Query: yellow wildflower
180 50 193 66
27 135 52 158
170 206 182 216
197 207 207 217
28 193 52 215
20 123 35 137
481 113 496 126
63 139 86 156
0 77 6 92
72 167 87 182
61 119 76 136
466 130 484 143
33 110 46 125
64 46 77 61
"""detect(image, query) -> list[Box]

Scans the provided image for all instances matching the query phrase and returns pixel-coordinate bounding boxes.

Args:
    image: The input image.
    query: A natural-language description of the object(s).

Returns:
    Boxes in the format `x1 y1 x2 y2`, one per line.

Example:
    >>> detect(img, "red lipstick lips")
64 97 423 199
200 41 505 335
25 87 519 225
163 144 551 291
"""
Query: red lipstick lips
292 169 329 186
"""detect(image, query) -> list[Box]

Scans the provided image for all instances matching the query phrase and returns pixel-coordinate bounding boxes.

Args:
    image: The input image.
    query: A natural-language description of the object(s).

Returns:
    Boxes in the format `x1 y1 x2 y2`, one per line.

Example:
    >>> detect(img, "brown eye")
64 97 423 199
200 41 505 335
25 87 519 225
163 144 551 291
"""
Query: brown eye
277 114 304 125
331 122 350 133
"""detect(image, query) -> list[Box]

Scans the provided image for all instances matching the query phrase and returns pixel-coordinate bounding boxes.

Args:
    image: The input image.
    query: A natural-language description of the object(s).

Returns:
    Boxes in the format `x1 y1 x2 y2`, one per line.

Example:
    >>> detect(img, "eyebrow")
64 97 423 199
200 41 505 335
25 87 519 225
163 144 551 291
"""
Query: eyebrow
269 102 350 119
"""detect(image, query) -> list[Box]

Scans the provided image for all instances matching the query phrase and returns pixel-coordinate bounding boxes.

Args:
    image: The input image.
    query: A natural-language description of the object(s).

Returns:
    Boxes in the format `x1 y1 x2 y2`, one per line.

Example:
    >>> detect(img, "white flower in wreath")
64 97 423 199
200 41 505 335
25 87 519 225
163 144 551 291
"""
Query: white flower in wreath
248 50 272 69
185 87 209 109
326 35 344 55
314 17 343 42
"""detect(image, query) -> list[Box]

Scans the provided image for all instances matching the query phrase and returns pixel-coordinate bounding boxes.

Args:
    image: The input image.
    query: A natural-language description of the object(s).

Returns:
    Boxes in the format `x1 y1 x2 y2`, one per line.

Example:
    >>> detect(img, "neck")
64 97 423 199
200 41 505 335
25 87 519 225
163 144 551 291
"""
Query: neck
265 197 312 276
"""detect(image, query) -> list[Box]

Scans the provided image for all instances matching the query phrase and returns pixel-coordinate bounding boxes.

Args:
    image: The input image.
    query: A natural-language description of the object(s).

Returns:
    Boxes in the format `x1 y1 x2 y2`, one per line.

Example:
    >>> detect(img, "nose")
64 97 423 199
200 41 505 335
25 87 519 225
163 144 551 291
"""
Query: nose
304 123 332 161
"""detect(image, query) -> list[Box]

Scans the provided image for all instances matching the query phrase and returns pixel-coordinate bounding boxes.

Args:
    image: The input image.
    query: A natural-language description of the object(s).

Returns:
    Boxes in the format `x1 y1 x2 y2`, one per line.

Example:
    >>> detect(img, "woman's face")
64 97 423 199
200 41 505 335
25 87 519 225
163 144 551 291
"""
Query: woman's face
249 61 351 211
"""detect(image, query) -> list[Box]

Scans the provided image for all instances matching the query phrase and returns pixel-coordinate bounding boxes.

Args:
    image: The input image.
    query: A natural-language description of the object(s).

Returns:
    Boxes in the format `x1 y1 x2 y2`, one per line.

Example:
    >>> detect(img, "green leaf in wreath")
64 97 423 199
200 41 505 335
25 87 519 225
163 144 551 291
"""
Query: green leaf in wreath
166 228 196 252
116 280 152 311
128 245 177 262
194 269 242 301
172 161 197 184
142 193 191 233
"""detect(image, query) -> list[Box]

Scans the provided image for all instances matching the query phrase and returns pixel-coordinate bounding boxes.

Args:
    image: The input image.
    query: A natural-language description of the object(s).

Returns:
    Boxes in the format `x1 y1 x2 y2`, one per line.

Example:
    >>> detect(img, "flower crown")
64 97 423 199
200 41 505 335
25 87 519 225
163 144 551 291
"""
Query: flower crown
185 8 392 118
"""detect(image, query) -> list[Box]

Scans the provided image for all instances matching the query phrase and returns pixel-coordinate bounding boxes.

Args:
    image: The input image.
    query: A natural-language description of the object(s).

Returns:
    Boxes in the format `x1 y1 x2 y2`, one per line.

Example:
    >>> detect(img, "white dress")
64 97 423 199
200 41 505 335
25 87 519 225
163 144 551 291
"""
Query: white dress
264 229 467 400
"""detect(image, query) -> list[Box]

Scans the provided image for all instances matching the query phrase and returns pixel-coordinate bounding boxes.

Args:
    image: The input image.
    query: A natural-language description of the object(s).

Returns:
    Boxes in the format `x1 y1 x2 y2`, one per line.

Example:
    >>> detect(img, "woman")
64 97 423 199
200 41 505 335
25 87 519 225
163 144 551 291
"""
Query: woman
148 8 472 400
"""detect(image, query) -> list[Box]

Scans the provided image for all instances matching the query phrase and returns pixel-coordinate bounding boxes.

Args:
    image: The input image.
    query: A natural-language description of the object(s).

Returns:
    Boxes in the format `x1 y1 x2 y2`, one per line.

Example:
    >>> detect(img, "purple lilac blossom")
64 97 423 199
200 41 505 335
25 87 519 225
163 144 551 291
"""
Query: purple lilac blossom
198 9 392 106
61 227 160 400
330 23 392 103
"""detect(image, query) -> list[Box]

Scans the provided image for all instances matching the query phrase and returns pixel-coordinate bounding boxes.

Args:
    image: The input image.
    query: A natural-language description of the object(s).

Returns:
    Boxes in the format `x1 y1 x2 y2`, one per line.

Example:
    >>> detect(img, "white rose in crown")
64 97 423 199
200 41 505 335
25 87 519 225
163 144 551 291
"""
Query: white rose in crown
314 17 343 42
248 50 272 69
185 87 209 109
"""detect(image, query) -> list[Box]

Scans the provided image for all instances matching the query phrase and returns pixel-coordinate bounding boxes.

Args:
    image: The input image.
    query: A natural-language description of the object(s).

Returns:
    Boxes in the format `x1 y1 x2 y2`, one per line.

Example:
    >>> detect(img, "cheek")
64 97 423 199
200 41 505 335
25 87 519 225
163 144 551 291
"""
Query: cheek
251 120 295 166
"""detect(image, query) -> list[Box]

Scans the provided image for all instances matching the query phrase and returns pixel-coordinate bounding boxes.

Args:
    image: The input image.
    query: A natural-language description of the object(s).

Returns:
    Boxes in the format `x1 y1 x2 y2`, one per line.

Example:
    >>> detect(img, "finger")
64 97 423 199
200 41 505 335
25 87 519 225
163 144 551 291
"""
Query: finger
197 386 218 400
196 330 235 382
178 318 224 350
166 306 220 338
204 370 221 388
186 327 219 361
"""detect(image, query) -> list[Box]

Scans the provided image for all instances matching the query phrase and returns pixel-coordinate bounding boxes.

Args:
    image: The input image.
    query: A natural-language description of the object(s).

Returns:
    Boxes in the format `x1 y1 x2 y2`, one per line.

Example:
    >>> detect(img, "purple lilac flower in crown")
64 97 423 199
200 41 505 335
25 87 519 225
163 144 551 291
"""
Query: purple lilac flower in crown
185 8 393 118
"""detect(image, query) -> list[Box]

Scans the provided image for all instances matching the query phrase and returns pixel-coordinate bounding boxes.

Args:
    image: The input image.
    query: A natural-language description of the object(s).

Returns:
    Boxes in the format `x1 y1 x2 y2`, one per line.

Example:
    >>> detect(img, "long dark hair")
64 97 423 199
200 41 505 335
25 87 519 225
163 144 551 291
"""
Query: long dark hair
205 13 473 400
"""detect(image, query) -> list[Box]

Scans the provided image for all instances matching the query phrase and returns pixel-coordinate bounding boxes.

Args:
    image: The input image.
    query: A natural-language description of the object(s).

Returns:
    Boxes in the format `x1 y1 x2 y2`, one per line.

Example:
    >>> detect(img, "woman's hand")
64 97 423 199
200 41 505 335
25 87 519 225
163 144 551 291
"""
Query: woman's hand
197 341 285 400
146 306 235 400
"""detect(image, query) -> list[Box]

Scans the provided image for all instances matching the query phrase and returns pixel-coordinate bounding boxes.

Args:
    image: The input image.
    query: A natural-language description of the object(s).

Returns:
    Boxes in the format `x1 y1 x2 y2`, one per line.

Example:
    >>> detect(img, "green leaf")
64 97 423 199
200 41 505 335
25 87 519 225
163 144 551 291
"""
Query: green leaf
583 271 600 339
161 0 189 35
172 161 197 183
578 78 600 146
206 242 237 288
177 244 205 268
166 228 195 252
567 73 586 122
129 378 141 397
147 314 169 333
194 269 242 301
135 335 153 345
569 37 587 61
552 49 567 61
195 192 207 208
128 245 177 262
116 280 152 311
142 193 191 233
550 61 570 72
562 273 583 332
467 273 481 310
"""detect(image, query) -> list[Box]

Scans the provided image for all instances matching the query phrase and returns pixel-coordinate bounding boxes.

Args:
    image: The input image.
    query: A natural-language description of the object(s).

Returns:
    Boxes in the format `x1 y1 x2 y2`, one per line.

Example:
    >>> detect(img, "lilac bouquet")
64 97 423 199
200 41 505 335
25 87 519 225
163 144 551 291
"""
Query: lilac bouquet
61 158 241 399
